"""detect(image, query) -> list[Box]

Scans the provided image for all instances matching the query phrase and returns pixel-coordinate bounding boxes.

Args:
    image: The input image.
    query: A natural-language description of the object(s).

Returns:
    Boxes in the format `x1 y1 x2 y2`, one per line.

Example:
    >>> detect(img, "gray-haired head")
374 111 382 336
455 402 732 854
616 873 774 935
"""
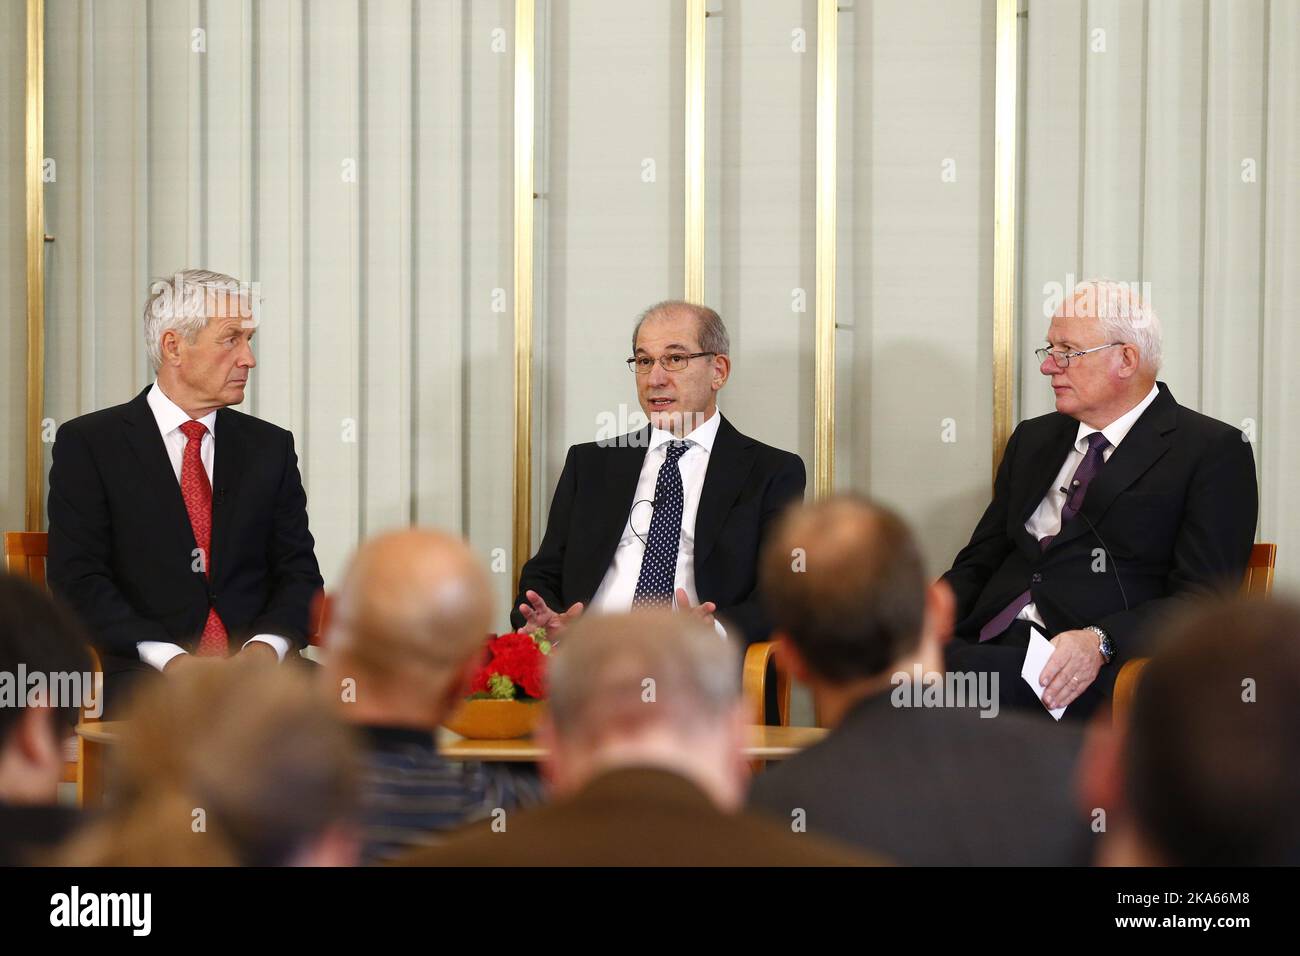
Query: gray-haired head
142 269 257 373
632 301 730 357
546 611 740 745
1064 279 1163 373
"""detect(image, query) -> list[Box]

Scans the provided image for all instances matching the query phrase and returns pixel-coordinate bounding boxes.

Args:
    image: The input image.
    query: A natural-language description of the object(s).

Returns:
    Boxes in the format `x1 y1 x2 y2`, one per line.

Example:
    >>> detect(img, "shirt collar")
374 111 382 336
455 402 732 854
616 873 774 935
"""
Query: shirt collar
1074 382 1159 453
647 408 722 454
148 382 219 437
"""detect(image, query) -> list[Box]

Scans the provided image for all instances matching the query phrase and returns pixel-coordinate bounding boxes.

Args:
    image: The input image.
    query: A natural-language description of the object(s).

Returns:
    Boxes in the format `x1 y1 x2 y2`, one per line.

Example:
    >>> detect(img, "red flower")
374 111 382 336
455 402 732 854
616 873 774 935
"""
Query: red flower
465 632 549 700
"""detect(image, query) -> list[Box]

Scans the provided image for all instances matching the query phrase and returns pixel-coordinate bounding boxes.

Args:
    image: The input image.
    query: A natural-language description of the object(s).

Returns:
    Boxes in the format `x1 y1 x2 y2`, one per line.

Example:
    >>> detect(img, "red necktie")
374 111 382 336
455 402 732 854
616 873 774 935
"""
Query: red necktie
179 420 228 656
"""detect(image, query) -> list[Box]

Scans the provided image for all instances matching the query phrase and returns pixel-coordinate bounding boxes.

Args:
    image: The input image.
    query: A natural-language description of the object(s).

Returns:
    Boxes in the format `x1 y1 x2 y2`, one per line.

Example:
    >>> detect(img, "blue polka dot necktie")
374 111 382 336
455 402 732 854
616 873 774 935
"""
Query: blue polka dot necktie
632 440 690 609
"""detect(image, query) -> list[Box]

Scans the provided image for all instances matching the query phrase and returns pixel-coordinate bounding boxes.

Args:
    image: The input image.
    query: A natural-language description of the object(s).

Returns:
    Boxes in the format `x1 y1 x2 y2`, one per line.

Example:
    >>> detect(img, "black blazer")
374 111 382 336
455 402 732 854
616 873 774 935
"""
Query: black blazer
943 382 1257 693
512 415 806 645
47 386 323 662
748 692 1091 866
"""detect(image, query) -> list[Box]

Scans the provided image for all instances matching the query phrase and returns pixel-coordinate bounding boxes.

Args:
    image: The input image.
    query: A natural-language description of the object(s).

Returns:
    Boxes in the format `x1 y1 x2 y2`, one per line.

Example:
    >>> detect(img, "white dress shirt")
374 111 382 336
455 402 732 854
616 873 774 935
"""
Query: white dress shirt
589 409 727 636
1019 383 1161 629
136 383 290 670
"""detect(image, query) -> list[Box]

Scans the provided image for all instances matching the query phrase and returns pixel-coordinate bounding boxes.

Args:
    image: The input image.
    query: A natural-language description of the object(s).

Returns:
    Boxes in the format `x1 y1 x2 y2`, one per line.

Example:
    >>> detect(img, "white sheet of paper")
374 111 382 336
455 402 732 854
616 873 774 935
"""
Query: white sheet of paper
1021 627 1067 720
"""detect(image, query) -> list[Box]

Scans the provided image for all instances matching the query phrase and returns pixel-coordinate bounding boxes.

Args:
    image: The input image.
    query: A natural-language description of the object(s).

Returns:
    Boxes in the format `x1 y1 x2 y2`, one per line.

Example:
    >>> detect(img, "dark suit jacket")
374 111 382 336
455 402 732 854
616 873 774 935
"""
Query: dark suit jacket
943 382 1257 694
512 415 806 645
395 766 874 866
749 691 1090 866
0 803 83 866
47 387 323 667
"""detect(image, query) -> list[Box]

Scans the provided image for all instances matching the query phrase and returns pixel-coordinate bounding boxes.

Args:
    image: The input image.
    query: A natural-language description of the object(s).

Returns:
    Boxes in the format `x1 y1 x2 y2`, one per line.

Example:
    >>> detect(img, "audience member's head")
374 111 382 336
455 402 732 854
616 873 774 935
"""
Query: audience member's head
541 611 747 810
0 575 93 805
1083 596 1300 866
59 661 359 866
759 495 952 724
322 529 494 730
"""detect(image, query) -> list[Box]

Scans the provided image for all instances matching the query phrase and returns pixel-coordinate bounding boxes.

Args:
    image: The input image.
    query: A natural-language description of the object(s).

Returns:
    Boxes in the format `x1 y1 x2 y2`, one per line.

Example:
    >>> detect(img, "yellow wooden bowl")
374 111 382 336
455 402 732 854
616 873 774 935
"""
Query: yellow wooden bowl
441 698 546 740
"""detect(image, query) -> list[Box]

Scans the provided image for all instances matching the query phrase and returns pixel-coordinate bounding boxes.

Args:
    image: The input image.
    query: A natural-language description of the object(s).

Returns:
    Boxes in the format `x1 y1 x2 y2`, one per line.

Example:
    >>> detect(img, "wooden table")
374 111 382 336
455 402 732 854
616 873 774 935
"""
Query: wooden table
74 721 826 808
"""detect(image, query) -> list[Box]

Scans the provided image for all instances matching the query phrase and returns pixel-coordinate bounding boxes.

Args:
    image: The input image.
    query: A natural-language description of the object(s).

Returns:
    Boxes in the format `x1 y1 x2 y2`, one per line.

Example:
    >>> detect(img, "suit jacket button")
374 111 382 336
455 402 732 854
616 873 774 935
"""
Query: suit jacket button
1031 573 1042 584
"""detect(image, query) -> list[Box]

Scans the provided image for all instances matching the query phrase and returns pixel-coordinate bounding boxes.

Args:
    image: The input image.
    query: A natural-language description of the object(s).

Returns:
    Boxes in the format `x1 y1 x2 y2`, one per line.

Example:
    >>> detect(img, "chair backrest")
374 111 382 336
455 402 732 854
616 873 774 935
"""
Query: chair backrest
1242 542 1277 597
3 531 49 592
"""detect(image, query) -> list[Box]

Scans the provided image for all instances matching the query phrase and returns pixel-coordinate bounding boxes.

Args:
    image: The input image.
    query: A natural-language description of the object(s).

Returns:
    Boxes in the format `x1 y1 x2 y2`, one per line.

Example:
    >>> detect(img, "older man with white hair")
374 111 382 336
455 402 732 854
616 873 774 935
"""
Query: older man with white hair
944 279 1257 719
48 269 322 716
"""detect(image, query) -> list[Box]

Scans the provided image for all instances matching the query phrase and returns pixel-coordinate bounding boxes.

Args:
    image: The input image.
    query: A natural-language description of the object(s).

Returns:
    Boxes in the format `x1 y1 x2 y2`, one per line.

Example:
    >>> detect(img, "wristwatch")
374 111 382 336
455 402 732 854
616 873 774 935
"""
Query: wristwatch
1087 625 1114 665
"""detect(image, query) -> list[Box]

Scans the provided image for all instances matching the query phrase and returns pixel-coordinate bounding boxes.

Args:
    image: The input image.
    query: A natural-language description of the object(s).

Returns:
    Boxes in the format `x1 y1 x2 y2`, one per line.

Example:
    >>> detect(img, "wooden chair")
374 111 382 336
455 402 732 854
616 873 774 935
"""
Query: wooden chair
1112 542 1277 724
3 531 49 590
742 641 792 727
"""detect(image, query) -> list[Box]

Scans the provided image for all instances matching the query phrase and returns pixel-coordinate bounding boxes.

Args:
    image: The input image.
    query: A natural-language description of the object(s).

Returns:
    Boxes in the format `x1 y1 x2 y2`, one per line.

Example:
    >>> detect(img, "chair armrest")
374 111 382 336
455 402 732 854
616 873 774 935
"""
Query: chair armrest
1112 657 1149 725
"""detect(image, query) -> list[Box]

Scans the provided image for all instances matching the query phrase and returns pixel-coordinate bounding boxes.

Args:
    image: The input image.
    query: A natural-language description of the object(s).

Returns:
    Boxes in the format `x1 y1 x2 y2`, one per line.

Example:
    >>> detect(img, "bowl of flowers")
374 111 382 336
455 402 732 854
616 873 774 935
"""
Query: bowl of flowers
441 629 552 739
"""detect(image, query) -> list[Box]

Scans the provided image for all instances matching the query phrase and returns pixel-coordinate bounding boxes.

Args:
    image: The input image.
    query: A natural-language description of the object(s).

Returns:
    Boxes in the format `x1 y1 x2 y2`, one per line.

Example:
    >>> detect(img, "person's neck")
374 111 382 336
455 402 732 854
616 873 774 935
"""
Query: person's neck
663 404 717 439
156 377 222 420
563 733 741 811
339 700 437 735
1079 380 1156 431
812 646 944 730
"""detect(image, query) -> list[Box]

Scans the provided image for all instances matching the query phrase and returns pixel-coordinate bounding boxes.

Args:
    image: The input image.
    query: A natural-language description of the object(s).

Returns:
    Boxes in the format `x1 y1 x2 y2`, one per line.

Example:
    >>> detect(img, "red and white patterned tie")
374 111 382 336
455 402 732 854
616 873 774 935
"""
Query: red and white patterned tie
179 420 228 656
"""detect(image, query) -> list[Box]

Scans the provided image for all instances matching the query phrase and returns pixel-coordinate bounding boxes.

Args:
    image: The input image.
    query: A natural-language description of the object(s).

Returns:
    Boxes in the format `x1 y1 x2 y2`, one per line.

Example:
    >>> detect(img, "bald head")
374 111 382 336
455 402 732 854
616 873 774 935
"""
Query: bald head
761 495 927 682
326 530 493 717
548 611 740 746
541 610 748 809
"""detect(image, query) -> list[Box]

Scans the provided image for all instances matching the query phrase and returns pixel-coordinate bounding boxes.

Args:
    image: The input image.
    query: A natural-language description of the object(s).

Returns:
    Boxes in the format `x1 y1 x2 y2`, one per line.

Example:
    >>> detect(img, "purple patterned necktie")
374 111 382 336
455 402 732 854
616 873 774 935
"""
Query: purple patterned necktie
978 431 1111 643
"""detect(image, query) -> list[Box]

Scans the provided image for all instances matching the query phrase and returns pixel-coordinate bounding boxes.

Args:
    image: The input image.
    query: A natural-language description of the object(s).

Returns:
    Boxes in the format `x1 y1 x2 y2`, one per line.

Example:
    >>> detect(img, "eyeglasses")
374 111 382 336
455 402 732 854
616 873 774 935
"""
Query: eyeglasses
1034 342 1124 369
626 352 716 374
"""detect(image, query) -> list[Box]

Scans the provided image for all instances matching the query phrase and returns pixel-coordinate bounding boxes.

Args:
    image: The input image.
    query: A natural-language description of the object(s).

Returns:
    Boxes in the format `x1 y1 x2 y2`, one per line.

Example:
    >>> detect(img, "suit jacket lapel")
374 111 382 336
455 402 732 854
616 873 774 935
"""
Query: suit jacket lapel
1047 385 1178 552
1019 417 1079 525
121 386 196 556
694 416 757 566
1011 417 1077 557
210 407 247 581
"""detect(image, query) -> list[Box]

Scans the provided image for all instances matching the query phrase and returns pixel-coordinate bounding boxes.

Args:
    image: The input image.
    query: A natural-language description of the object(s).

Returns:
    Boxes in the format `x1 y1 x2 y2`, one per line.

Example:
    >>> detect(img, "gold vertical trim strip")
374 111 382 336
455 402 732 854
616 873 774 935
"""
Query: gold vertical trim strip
512 0 536 587
25 0 46 531
683 0 706 303
813 0 837 500
992 0 1018 477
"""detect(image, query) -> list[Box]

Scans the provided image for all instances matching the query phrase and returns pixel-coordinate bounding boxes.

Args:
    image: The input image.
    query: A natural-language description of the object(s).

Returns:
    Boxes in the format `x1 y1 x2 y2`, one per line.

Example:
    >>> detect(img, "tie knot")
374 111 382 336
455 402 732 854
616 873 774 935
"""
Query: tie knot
1085 431 1110 454
665 440 689 462
180 420 208 443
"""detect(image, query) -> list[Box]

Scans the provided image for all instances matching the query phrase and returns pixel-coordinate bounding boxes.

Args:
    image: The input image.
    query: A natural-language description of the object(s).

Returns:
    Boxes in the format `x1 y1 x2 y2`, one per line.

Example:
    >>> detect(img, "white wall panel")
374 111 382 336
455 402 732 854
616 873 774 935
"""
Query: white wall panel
707 0 816 478
838 0 996 576
537 0 682 520
1 0 25 532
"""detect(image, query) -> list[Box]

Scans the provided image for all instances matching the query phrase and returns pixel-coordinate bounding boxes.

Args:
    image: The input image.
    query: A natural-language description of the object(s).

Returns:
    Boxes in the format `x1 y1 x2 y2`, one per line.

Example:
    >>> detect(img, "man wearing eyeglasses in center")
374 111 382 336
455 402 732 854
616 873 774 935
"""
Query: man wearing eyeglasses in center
512 301 805 663
943 279 1257 720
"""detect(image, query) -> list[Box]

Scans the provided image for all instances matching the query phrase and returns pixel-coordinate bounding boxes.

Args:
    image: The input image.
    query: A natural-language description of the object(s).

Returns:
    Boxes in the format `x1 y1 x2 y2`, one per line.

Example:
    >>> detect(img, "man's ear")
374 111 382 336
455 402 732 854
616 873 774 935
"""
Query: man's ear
711 353 731 390
536 716 564 794
923 578 957 645
159 329 184 367
435 655 480 724
773 634 812 685
15 706 63 779
1117 343 1142 379
1077 711 1126 819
